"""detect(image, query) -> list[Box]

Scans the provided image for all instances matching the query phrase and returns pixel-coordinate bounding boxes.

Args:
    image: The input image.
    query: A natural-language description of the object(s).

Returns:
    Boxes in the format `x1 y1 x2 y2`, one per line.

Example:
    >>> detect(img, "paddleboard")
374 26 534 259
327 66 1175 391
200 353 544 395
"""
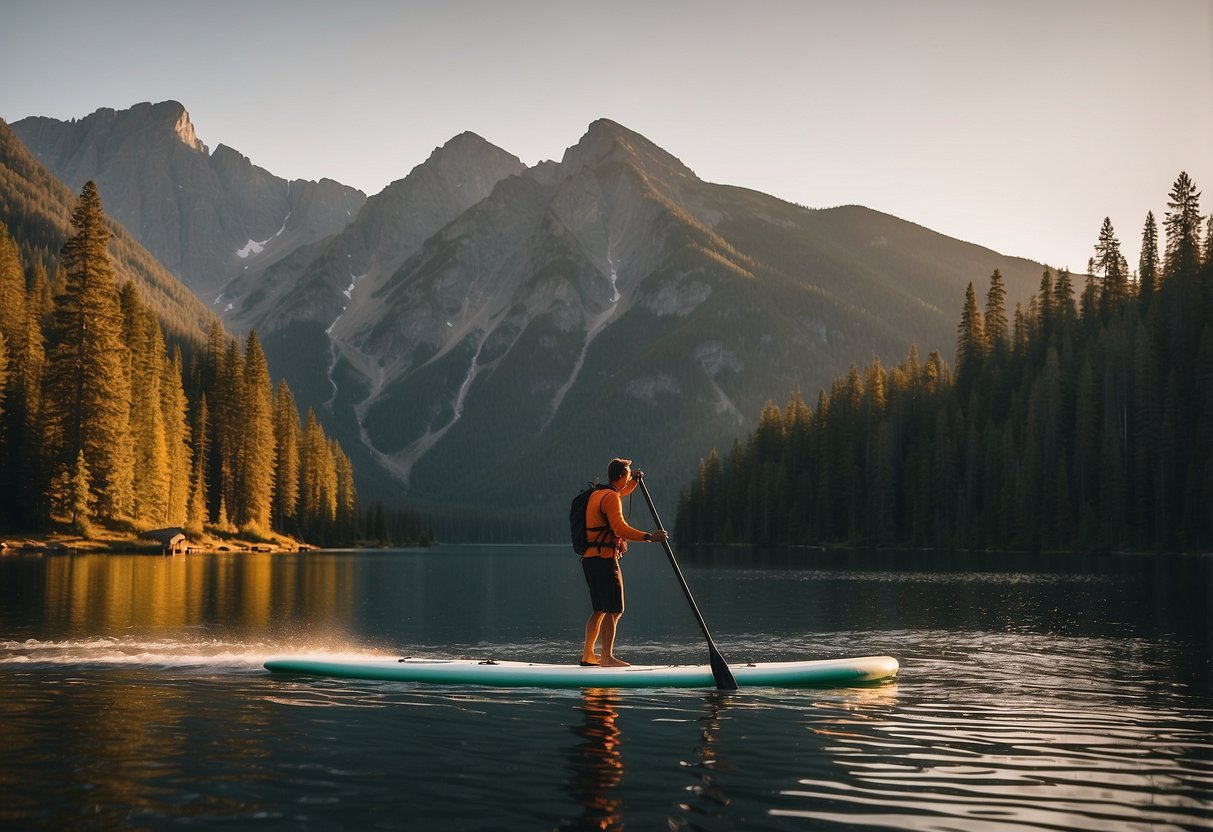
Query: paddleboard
263 655 898 688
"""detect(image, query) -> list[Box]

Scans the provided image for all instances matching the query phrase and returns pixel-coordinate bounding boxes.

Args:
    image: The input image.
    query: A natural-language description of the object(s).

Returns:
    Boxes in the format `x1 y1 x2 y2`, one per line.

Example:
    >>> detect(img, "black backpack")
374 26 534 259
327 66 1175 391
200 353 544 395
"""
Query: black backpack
570 483 613 555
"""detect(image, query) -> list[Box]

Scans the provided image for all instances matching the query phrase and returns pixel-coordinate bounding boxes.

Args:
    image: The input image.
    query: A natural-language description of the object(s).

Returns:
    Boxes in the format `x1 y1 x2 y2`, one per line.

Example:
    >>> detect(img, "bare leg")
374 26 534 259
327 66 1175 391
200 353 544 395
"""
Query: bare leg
598 612 629 667
582 611 605 664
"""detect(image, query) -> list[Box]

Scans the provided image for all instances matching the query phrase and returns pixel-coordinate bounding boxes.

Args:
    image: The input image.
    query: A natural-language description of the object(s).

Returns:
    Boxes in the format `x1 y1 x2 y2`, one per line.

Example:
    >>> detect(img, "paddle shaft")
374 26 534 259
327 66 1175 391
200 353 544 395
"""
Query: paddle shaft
635 476 738 690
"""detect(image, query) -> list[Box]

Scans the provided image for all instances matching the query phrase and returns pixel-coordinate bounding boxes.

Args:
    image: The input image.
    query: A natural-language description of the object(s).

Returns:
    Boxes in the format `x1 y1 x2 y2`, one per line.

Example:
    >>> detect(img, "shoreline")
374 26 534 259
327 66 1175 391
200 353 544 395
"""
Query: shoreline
0 529 312 555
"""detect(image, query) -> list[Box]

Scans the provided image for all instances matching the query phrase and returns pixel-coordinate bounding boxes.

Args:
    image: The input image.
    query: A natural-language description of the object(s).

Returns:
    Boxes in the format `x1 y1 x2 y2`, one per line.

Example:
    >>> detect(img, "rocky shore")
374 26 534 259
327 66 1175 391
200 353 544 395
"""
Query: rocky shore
0 529 312 555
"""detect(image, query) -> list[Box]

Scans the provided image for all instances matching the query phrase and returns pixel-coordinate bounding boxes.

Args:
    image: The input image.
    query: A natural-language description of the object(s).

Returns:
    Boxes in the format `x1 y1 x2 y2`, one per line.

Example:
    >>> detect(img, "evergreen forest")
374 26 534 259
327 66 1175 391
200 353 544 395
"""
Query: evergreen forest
675 173 1213 553
0 182 368 546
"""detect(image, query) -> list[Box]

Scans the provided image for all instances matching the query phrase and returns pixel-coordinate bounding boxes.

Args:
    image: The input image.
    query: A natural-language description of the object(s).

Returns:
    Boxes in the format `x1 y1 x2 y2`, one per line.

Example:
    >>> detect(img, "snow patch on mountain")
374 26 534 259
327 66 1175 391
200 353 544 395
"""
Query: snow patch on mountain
236 212 290 259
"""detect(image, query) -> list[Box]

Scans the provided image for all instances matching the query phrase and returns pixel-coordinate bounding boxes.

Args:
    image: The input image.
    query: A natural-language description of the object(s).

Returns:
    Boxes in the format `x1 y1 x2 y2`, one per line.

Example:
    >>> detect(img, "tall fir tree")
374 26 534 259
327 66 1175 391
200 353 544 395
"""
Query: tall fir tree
185 393 210 535
272 381 301 533
1163 171 1202 282
955 282 985 397
162 348 191 526
1139 211 1160 308
122 282 170 524
1094 217 1129 314
237 330 276 531
41 182 134 521
983 269 1009 356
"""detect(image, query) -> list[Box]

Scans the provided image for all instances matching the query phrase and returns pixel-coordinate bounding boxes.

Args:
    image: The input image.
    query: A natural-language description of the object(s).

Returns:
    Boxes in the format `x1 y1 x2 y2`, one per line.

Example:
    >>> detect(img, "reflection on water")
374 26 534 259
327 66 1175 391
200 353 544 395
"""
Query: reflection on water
780 698 1213 831
566 689 625 831
31 553 360 635
0 548 1210 831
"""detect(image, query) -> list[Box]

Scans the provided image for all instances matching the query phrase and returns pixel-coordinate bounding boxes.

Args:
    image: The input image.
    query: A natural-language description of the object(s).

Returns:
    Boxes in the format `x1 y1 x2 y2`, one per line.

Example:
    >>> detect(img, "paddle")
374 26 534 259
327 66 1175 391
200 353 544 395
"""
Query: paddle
634 474 738 691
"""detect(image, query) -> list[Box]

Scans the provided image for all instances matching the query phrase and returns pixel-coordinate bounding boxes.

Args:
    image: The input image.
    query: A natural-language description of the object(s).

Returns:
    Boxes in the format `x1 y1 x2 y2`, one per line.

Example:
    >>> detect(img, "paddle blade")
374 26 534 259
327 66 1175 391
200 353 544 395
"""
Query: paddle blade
709 647 739 690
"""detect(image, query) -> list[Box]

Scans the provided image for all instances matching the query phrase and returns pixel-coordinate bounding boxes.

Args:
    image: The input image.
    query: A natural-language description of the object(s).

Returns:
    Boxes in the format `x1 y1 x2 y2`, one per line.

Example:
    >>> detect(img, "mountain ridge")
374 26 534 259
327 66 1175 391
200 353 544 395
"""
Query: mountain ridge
6 102 1052 538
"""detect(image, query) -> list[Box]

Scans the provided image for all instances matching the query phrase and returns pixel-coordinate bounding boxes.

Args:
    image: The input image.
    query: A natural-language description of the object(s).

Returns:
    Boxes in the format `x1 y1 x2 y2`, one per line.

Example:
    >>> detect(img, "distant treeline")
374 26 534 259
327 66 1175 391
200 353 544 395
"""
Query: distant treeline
675 172 1213 553
0 182 426 546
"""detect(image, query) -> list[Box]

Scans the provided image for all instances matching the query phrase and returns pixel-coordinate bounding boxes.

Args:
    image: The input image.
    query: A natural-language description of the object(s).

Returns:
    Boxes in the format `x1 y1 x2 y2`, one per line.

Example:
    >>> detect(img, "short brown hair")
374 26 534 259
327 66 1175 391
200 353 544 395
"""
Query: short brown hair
607 458 632 482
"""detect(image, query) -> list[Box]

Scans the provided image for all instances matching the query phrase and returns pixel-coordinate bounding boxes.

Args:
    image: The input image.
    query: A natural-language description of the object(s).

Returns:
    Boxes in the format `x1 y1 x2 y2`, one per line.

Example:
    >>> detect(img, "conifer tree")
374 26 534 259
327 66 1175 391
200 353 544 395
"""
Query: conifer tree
298 408 337 536
1094 218 1129 314
0 224 25 358
1164 172 1202 282
70 449 94 536
185 393 210 535
0 224 29 523
332 439 358 542
41 182 134 521
1053 270 1077 329
983 270 1009 355
955 282 984 394
209 339 243 522
1139 211 1160 307
14 287 47 523
272 381 301 533
162 348 191 525
237 330 275 531
122 283 169 524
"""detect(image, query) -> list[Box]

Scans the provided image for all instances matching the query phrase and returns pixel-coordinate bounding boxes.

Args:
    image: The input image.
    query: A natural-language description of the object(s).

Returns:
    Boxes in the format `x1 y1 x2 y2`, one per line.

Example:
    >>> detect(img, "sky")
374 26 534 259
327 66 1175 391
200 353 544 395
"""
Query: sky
2 0 1211 273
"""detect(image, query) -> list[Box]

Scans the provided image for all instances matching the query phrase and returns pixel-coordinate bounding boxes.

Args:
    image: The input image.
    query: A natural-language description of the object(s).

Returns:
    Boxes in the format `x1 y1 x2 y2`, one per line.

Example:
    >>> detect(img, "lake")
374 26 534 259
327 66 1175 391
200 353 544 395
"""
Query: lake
1 545 1210 830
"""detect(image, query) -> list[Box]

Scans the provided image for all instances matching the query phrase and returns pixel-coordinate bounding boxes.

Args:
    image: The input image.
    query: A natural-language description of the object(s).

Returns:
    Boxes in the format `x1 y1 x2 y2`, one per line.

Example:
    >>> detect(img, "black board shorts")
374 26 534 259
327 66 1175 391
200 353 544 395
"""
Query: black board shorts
581 555 624 613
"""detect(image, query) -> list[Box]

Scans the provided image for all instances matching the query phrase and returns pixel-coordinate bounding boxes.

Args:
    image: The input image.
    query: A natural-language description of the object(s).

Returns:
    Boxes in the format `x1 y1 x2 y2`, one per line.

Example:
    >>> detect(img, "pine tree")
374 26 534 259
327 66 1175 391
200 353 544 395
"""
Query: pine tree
1094 217 1129 314
41 182 134 522
185 393 210 535
69 449 94 536
162 348 191 526
123 283 169 524
332 439 358 543
237 330 275 531
1139 211 1160 308
0 224 30 525
0 224 26 358
955 282 985 396
984 270 1009 356
272 381 301 533
1053 270 1077 329
1164 172 1202 282
209 339 243 522
298 408 337 537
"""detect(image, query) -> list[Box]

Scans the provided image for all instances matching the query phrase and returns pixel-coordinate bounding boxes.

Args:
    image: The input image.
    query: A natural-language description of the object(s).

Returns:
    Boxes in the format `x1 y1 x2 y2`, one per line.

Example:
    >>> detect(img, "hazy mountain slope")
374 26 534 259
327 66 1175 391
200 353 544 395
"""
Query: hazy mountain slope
11 101 366 300
0 118 220 348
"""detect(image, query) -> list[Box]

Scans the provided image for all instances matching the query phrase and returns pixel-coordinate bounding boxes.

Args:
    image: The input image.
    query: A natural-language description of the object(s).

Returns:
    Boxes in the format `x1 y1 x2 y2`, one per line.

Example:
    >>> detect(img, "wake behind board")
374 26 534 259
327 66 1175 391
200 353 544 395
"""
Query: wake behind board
263 655 899 689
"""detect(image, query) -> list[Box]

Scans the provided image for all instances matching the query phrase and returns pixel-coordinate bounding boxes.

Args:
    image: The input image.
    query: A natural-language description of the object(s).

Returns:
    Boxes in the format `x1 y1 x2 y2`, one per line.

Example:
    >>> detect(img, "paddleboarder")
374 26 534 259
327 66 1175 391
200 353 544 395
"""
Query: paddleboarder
580 458 668 668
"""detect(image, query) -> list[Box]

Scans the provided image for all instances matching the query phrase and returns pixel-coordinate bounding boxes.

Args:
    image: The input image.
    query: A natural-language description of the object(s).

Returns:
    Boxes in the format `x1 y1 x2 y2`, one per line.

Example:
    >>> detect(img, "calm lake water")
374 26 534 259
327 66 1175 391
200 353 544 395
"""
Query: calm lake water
1 545 1210 831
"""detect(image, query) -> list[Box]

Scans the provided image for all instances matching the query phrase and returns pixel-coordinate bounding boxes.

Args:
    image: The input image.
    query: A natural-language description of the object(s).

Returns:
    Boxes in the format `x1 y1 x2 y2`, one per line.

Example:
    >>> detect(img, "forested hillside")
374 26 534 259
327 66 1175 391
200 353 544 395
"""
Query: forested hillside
0 183 364 545
676 173 1213 553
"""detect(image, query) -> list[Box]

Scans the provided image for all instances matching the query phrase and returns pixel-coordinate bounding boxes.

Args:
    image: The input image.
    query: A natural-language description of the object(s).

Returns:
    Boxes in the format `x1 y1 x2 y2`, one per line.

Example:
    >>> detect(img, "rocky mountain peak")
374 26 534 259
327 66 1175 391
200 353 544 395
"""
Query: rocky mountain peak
164 102 207 154
105 100 208 154
561 118 697 183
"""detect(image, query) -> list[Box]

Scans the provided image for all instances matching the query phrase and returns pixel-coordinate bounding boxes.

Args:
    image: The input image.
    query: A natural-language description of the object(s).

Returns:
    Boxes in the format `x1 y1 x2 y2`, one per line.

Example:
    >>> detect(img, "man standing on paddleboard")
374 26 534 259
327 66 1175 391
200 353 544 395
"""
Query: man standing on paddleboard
580 458 669 668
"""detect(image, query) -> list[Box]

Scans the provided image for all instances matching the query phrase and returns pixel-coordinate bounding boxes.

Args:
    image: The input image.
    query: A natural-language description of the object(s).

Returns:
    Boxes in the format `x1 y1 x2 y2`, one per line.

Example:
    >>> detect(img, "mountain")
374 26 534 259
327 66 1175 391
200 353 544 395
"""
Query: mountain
316 118 1046 538
11 101 366 300
7 105 1051 540
0 117 220 349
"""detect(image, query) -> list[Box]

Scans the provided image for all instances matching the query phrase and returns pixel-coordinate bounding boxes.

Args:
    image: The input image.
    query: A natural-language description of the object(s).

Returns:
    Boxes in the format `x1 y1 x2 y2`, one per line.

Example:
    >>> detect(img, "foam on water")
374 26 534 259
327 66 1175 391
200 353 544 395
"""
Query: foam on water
0 636 398 672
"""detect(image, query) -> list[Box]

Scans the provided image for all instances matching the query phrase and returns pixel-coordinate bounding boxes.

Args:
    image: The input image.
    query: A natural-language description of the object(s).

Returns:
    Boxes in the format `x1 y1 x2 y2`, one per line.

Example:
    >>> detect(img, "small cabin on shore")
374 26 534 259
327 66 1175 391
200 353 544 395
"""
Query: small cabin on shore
142 528 188 555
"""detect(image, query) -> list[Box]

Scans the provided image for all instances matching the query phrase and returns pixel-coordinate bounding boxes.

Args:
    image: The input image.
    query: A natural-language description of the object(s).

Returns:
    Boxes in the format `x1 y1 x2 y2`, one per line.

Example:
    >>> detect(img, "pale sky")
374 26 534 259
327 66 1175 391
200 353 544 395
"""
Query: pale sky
3 0 1211 273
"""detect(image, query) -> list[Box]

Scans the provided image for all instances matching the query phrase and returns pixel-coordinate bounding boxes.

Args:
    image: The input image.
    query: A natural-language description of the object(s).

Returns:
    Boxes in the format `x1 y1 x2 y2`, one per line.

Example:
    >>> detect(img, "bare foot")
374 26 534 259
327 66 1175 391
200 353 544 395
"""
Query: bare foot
599 656 630 667
579 655 600 667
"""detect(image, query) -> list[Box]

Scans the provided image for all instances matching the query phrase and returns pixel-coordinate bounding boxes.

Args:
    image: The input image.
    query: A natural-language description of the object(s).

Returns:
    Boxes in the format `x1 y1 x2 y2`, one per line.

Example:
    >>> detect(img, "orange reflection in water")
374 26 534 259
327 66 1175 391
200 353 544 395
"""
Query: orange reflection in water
39 552 357 635
568 687 625 831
